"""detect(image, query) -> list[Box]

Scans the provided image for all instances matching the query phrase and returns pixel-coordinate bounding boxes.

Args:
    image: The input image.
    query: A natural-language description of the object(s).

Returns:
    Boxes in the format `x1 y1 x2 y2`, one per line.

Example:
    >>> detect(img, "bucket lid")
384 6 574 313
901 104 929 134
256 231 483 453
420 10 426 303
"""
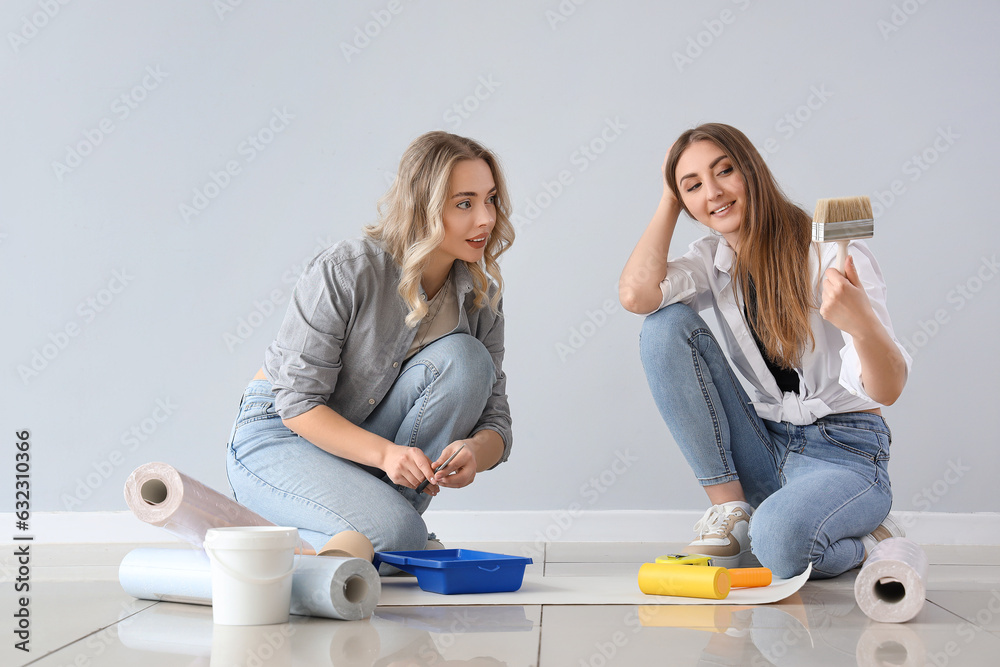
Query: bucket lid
204 526 299 551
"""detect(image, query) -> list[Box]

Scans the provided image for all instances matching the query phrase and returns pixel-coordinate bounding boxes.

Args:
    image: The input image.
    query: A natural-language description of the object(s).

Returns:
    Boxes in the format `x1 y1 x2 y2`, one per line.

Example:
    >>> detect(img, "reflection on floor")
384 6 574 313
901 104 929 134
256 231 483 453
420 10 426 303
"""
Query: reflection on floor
3 541 999 666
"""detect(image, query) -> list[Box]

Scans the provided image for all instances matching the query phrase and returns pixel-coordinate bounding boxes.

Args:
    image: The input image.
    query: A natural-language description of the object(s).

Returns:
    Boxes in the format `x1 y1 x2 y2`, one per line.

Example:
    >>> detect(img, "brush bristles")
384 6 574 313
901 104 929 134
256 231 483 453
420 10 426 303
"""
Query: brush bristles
812 196 874 242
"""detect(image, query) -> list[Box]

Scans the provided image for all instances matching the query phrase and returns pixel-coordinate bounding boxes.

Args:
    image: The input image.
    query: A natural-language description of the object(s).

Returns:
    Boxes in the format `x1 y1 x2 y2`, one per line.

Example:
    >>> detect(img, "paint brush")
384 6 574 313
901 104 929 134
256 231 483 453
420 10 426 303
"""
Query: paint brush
812 196 874 273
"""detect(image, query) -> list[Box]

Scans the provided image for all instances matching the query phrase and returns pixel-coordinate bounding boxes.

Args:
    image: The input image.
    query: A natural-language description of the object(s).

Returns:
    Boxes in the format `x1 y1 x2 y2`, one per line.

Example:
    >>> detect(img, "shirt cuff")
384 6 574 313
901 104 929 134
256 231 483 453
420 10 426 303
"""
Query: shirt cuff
837 334 874 402
656 269 698 312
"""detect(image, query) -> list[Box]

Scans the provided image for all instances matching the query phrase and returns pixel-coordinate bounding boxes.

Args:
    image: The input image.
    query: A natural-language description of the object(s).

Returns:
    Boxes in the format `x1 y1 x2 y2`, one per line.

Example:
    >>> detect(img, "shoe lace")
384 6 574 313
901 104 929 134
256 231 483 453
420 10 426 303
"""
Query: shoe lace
693 504 728 538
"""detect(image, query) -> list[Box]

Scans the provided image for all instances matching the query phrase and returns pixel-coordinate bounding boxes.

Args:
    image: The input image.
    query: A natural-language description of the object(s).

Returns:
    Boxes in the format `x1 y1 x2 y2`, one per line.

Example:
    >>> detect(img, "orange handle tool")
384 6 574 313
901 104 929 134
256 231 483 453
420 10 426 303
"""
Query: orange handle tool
728 567 772 588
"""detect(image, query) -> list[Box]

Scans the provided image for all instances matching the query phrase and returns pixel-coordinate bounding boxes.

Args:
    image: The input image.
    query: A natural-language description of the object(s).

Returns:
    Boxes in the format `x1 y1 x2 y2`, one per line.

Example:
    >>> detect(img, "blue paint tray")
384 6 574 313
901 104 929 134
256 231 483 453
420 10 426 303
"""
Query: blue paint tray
374 549 533 595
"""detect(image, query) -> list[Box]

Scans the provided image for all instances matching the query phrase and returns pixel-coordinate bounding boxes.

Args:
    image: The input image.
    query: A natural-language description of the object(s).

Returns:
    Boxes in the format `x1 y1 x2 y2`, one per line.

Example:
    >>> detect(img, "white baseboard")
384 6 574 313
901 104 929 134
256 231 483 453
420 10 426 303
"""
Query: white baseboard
1 510 996 546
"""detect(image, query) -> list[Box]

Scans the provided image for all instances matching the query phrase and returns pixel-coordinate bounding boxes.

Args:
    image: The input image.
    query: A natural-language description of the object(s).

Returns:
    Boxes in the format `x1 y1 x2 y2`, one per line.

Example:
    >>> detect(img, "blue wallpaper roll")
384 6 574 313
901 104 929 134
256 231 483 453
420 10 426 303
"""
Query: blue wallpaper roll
119 547 380 621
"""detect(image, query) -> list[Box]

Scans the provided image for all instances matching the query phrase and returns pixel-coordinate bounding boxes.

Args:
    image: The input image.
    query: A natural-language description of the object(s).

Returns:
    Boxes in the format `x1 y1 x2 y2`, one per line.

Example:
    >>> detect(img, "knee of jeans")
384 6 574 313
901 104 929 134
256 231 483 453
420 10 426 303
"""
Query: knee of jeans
640 303 701 353
373 510 429 553
749 510 812 579
439 334 495 392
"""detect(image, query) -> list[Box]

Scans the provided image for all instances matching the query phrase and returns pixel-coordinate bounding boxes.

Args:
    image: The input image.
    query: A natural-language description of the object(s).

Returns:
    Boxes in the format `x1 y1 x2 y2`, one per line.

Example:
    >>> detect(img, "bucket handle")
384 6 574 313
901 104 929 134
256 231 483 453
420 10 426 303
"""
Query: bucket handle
205 548 296 585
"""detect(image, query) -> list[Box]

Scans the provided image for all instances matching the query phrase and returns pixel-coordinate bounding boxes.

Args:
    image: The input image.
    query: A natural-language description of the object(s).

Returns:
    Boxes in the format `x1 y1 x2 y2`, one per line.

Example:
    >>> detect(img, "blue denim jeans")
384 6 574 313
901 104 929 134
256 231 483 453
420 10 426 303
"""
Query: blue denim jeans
226 333 495 554
639 304 893 579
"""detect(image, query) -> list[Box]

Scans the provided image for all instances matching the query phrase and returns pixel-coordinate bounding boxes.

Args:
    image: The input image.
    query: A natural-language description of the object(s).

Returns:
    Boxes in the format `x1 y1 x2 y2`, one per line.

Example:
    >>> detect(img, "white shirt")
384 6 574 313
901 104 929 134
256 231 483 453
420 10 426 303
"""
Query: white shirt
653 235 912 425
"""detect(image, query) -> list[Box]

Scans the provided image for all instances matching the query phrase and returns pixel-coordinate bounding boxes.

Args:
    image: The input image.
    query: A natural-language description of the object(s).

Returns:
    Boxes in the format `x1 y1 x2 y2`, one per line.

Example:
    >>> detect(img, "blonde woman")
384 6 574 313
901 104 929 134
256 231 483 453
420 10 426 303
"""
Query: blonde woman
620 123 910 579
227 131 515 555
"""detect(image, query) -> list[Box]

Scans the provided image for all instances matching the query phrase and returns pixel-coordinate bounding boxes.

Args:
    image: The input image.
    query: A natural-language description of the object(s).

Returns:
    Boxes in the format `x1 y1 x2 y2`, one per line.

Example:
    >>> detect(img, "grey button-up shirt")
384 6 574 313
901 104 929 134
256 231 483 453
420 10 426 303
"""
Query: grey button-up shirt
263 237 512 466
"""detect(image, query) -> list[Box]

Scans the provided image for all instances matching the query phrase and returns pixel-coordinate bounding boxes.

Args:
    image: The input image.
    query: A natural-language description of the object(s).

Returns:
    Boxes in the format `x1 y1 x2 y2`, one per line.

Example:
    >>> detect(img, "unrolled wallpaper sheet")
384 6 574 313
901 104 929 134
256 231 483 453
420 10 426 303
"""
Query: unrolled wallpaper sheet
377 564 813 606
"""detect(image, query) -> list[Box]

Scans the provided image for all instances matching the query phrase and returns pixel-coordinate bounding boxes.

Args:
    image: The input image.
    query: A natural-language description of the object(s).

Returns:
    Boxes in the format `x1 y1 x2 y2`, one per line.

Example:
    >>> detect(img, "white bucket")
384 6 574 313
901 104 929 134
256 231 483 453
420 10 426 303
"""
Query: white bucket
204 526 298 626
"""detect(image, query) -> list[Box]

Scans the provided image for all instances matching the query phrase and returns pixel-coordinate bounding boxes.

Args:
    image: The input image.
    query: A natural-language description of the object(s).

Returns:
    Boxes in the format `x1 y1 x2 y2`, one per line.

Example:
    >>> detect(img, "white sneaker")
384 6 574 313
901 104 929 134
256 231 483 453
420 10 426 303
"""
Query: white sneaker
683 503 752 568
861 513 905 561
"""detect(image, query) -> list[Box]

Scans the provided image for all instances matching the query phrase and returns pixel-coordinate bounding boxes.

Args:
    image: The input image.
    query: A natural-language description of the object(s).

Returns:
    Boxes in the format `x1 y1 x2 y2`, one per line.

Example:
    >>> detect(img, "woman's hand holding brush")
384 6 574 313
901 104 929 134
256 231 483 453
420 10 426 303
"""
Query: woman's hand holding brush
819 255 878 338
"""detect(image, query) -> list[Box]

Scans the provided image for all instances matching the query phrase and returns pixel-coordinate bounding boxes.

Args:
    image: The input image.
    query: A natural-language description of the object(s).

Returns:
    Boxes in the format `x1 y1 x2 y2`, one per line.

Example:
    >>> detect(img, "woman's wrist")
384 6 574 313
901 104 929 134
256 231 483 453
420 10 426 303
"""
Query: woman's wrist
465 429 504 472
842 308 883 342
656 195 681 232
372 438 397 471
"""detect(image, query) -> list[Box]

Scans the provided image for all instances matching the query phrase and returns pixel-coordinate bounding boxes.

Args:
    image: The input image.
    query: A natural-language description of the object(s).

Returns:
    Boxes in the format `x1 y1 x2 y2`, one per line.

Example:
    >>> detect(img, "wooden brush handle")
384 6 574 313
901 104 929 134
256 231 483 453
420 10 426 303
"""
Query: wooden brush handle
836 240 849 274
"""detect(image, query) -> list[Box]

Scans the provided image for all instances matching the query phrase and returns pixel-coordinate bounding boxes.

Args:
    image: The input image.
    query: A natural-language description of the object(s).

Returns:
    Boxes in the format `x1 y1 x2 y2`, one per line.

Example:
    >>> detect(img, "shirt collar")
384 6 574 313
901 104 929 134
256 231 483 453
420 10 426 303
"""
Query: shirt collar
415 261 476 300
451 260 476 296
713 236 736 276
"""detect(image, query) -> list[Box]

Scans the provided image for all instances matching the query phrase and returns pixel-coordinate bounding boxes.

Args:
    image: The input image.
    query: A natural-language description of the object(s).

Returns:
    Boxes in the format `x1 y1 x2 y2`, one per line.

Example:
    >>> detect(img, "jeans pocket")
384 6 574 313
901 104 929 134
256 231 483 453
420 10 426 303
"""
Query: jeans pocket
235 394 278 430
817 421 890 462
814 420 891 489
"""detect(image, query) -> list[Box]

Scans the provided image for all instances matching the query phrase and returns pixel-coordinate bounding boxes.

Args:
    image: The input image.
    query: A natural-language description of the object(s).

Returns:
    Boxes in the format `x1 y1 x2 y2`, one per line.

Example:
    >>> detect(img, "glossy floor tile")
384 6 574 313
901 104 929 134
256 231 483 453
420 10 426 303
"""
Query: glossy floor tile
2 581 156 665
24 602 542 667
2 541 998 666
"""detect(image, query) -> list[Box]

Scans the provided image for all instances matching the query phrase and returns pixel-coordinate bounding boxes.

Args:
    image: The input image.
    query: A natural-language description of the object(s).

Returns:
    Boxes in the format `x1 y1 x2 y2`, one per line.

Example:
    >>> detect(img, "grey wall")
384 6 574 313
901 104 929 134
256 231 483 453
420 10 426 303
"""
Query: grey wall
4 1 998 518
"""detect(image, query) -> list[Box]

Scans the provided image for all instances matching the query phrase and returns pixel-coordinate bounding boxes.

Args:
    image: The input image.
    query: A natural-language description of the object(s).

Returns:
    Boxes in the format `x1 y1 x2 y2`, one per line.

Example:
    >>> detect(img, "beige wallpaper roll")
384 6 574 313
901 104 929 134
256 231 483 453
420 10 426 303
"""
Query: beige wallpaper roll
123 461 313 553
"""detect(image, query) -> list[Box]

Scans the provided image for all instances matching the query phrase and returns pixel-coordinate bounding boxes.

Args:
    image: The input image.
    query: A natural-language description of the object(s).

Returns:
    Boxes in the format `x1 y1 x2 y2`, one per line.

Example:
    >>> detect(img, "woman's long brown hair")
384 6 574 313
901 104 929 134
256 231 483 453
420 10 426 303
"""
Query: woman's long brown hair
665 123 815 369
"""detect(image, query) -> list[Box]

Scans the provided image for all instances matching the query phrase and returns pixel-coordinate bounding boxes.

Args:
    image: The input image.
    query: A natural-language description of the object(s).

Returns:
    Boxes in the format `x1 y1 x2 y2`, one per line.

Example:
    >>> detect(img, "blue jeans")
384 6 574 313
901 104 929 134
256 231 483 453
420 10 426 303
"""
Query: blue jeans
639 304 893 579
226 333 495 554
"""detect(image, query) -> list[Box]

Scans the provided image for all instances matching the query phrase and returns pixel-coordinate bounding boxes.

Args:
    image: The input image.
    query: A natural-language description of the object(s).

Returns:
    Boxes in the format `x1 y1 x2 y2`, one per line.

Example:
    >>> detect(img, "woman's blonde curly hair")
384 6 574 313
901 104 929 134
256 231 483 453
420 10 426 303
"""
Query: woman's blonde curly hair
365 131 515 327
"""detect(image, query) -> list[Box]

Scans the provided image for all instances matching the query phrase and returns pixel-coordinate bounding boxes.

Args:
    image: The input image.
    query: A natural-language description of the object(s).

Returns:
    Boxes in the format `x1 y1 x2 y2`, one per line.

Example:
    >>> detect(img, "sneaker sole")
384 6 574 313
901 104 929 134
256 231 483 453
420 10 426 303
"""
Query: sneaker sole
681 548 750 569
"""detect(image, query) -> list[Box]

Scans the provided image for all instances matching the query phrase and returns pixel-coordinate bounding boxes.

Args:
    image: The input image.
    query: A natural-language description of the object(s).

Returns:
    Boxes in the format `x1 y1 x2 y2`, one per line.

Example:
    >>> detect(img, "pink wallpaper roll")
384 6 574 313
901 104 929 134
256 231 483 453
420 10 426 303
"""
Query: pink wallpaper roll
123 462 310 552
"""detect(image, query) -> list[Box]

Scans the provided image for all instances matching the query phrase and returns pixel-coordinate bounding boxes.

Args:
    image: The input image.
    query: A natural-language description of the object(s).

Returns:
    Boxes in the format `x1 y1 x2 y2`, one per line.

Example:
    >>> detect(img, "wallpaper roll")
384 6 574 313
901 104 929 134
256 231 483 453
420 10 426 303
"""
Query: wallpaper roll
290 553 381 620
318 530 375 561
124 462 274 544
119 547 381 621
854 537 928 623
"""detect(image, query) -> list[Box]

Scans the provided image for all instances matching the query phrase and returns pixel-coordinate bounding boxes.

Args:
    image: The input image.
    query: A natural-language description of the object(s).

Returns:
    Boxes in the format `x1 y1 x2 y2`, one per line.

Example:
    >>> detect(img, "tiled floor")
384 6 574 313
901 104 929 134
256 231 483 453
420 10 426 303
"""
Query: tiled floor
3 541 999 666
